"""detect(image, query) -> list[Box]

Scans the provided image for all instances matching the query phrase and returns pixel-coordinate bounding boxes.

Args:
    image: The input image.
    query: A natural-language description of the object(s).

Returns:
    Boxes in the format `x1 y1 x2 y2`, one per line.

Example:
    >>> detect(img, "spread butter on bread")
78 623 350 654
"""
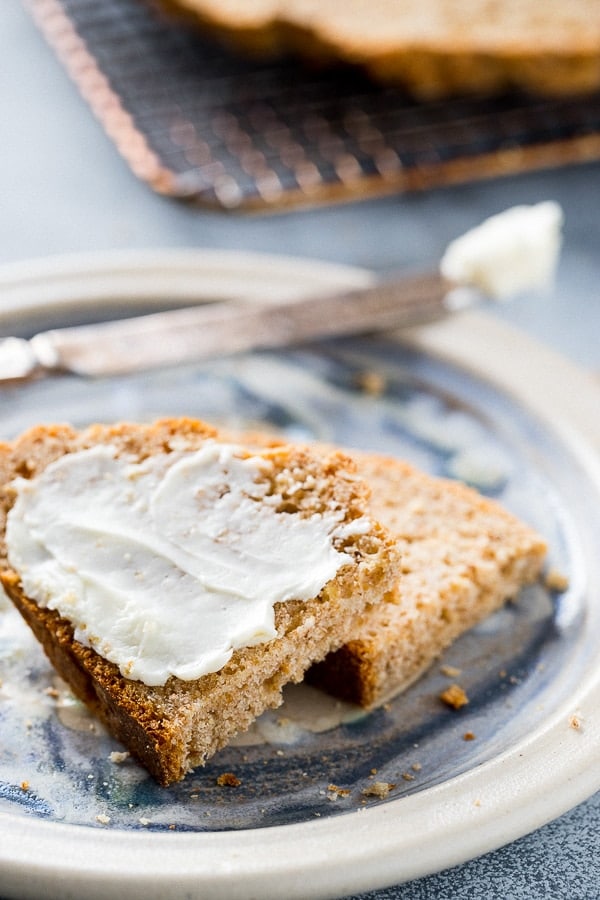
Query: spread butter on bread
0 418 399 784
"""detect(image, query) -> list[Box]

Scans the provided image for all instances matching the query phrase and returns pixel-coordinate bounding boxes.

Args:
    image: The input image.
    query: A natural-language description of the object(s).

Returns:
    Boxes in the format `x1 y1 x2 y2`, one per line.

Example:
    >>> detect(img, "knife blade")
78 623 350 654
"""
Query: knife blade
0 271 471 381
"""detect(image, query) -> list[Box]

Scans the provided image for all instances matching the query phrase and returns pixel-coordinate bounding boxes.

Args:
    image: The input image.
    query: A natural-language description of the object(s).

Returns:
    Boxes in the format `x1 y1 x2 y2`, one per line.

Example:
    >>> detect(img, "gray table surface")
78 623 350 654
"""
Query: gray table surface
2 2 600 898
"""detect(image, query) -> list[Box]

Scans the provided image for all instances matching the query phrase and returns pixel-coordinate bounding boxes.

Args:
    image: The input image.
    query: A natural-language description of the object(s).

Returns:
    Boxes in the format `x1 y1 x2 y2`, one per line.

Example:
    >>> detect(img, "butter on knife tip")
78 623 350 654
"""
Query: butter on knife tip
0 202 564 382
440 201 563 301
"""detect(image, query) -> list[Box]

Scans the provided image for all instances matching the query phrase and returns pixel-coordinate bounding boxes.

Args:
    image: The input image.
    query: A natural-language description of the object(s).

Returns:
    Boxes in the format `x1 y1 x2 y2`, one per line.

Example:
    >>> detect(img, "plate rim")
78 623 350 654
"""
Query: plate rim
1 248 599 900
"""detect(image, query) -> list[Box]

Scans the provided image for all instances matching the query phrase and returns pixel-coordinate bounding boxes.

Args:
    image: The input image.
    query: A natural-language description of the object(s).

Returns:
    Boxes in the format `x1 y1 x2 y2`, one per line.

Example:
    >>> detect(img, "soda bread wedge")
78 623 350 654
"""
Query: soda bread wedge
0 418 399 785
308 451 547 707
168 0 600 96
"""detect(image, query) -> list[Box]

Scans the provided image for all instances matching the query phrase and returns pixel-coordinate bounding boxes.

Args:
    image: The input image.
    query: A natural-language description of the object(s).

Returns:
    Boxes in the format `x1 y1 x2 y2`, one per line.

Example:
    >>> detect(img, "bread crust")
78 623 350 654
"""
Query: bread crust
164 0 600 96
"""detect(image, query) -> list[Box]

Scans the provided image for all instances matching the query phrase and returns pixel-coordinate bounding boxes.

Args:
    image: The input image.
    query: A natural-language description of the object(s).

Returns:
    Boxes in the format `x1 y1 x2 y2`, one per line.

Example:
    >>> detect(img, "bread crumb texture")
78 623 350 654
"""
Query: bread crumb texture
308 451 546 709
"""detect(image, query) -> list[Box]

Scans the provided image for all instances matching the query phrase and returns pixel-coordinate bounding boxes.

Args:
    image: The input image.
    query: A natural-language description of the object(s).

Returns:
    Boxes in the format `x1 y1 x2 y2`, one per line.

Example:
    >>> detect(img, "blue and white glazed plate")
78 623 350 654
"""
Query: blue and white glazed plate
0 251 599 899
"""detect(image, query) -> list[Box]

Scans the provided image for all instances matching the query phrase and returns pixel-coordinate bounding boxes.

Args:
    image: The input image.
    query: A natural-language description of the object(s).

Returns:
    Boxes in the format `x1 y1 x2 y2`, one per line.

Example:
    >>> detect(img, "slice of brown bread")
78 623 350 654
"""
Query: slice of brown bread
0 418 399 785
308 451 547 707
167 0 600 96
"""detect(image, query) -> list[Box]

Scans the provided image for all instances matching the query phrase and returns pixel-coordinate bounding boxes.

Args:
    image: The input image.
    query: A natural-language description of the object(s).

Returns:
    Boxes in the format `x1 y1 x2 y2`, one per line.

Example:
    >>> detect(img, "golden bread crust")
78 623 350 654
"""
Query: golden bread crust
164 0 600 96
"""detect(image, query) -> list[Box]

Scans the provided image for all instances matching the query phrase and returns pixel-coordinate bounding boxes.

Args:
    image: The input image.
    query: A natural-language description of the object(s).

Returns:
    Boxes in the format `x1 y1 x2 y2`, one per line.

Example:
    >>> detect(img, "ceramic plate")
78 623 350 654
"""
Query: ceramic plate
0 250 599 900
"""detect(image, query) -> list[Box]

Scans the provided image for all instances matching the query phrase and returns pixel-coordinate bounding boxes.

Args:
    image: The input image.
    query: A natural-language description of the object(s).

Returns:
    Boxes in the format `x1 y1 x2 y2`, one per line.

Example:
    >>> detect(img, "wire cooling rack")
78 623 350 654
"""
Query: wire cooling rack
27 0 600 210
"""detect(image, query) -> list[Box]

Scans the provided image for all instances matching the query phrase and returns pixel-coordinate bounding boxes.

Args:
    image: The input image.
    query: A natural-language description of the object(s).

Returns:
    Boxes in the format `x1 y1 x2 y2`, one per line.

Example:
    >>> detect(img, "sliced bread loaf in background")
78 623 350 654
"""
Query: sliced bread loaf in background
167 0 600 96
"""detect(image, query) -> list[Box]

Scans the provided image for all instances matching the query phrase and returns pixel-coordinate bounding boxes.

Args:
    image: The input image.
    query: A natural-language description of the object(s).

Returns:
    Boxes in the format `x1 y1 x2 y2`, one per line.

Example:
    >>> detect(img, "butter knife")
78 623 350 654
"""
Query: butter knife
0 272 464 380
0 202 562 382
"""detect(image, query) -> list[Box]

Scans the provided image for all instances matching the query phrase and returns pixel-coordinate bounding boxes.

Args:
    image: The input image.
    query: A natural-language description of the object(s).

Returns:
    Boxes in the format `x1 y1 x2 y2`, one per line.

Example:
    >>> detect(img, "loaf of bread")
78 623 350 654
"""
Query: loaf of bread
169 0 600 96
0 418 399 784
308 451 547 707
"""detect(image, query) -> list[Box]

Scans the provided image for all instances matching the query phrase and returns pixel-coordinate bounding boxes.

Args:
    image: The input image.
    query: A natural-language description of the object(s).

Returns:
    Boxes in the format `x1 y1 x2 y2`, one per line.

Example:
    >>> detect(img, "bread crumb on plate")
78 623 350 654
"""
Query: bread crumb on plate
362 781 396 799
216 772 242 787
440 683 469 710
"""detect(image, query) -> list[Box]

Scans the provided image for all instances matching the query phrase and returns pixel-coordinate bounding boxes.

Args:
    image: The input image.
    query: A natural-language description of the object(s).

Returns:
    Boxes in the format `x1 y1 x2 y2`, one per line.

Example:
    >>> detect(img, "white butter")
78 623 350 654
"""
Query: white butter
440 201 563 300
6 443 364 686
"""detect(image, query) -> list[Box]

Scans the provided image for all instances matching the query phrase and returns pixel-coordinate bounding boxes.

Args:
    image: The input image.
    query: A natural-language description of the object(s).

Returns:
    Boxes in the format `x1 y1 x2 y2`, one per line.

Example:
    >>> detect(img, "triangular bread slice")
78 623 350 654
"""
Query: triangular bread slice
308 451 547 707
0 418 399 785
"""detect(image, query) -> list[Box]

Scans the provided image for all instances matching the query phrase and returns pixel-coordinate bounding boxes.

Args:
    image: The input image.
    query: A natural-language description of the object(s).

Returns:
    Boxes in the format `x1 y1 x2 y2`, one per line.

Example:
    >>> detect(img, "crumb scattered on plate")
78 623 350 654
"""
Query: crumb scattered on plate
362 781 396 799
355 370 387 396
440 664 462 678
216 772 242 787
545 568 570 592
440 684 469 709
109 751 130 764
327 784 351 799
